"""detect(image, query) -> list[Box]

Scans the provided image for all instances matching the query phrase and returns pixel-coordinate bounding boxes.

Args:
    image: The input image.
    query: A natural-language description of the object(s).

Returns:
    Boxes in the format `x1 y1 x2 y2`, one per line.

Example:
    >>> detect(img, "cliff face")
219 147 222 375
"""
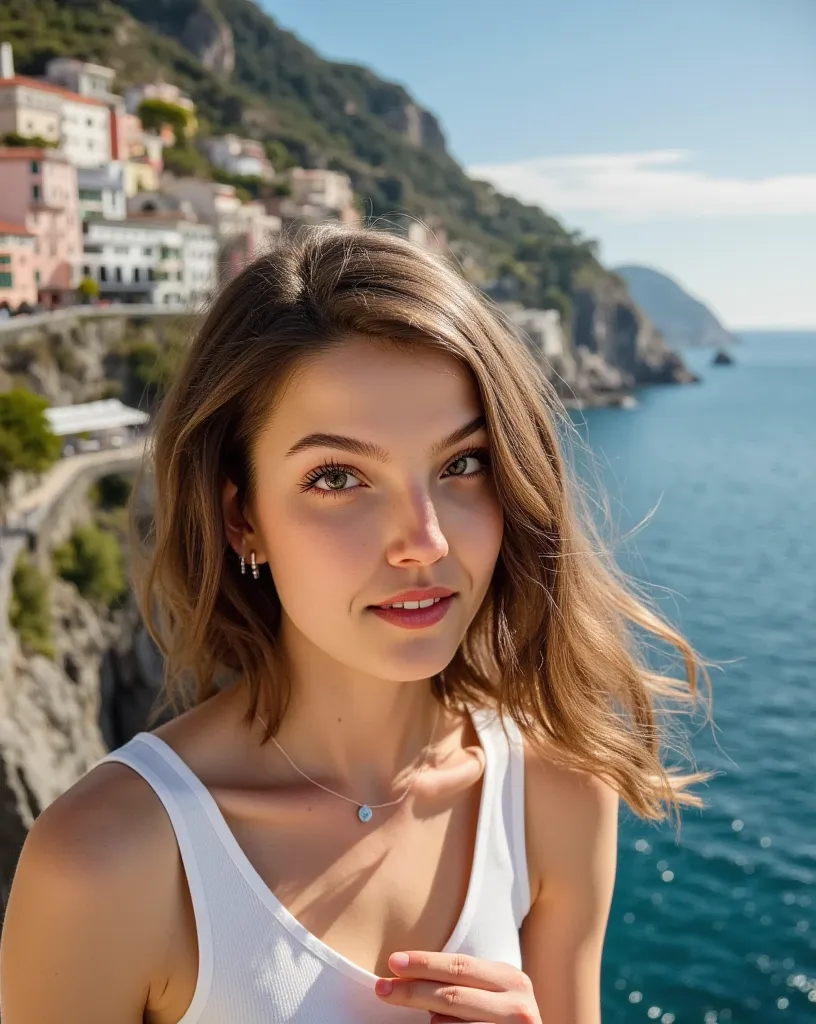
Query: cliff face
614 265 737 350
573 277 696 387
0 582 165 904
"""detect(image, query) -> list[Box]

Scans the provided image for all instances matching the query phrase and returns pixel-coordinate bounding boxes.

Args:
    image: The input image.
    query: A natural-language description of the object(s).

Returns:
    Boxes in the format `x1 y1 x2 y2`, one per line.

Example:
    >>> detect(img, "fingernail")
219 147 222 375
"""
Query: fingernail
375 978 393 996
390 952 410 969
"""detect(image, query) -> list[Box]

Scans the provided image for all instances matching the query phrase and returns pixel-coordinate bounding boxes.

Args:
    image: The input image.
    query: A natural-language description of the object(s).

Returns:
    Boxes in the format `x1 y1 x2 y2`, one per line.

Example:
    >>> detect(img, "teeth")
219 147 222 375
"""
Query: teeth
385 597 442 609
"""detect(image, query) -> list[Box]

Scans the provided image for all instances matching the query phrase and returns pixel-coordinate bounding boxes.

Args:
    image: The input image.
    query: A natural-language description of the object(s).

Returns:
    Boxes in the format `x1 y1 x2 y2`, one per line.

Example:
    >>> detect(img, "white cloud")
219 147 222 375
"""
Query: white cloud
467 150 816 221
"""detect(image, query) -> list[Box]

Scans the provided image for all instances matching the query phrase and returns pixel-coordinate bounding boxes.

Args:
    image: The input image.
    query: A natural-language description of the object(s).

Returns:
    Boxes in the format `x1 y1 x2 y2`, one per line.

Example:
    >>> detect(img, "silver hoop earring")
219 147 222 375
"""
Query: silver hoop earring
250 550 259 580
239 553 246 575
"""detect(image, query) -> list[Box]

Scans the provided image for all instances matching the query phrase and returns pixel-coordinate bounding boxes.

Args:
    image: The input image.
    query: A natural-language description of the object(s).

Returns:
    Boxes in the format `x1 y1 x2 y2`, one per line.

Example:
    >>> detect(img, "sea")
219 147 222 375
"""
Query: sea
570 332 815 1023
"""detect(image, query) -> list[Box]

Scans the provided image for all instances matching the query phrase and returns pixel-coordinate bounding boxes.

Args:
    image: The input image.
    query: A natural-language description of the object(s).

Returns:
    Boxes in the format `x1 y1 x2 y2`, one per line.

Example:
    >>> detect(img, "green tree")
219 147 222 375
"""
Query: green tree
161 144 211 179
0 389 61 486
541 286 574 324
92 473 133 510
264 140 296 171
77 275 100 304
137 98 192 146
53 522 127 607
9 553 53 658
1 132 59 148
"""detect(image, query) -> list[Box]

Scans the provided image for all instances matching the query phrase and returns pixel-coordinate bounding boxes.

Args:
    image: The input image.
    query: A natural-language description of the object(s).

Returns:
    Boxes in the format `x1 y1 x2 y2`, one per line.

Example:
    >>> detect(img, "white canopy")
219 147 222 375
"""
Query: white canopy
45 399 150 437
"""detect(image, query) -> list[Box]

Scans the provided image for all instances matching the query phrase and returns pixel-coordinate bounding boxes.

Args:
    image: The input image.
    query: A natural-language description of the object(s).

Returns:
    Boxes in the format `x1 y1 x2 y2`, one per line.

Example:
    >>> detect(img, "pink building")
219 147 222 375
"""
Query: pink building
0 147 81 307
0 220 36 309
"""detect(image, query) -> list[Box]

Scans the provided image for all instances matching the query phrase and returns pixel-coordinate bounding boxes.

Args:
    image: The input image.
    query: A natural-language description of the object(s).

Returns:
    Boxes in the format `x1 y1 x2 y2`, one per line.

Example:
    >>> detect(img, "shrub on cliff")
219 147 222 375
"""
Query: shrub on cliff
53 522 128 608
10 553 53 658
91 473 133 511
0 389 61 486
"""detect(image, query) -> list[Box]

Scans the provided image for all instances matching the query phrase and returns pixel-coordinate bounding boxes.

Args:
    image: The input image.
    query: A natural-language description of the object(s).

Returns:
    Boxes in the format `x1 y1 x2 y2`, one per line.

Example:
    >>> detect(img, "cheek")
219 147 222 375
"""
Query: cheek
259 498 377 605
444 486 504 582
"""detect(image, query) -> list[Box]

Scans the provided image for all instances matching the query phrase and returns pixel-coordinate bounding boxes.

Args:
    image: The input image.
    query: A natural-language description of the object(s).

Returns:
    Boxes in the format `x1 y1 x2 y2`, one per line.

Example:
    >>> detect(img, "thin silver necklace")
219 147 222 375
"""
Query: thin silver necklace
255 702 441 823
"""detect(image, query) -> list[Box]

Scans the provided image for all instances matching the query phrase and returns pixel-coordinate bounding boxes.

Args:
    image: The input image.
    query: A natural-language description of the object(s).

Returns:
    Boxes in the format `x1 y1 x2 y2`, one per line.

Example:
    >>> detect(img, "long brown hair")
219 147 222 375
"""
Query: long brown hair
133 223 713 824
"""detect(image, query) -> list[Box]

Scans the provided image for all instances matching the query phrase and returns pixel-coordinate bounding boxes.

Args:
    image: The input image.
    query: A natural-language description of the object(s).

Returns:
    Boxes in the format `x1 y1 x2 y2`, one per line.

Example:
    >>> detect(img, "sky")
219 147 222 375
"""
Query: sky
261 0 816 328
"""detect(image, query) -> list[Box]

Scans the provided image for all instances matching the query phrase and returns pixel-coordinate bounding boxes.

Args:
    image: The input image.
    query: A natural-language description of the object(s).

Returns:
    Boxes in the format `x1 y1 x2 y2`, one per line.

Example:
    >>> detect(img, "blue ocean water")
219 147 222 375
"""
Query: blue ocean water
574 333 816 1023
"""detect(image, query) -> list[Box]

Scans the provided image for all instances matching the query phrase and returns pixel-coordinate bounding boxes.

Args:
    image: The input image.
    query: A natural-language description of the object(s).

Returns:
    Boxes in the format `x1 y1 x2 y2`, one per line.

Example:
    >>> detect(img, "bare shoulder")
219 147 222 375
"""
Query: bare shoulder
0 759 183 1023
522 738 620 903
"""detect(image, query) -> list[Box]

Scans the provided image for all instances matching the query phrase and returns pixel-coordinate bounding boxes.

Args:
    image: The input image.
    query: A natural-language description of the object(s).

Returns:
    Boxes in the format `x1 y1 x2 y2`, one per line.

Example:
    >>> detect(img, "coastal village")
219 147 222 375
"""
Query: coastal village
0 42 401 313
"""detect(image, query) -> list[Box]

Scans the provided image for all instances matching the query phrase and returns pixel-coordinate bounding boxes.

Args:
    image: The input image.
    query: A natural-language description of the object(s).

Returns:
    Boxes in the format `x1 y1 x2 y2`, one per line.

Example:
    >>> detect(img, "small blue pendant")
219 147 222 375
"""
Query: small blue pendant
357 804 373 823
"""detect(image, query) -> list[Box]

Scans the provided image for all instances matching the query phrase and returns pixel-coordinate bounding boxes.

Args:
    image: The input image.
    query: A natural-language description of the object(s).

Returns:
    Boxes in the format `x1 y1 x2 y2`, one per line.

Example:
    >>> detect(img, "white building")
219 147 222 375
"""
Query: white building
0 43 111 168
81 214 217 308
77 162 126 221
44 58 117 104
202 134 274 181
159 177 281 280
288 168 354 215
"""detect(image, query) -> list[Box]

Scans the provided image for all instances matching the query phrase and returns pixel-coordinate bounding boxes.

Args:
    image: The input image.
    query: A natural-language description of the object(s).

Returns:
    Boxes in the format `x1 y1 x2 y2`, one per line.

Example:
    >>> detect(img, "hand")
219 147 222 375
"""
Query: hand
374 950 541 1023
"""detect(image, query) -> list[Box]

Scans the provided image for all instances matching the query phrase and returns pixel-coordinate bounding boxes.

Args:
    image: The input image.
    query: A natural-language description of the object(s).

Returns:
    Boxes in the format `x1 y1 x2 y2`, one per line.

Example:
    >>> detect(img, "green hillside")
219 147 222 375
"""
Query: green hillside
0 0 613 316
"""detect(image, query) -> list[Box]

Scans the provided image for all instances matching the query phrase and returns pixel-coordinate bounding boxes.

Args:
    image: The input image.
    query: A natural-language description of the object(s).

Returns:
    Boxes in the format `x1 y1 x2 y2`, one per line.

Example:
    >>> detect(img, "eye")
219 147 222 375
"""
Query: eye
442 446 491 479
300 461 364 497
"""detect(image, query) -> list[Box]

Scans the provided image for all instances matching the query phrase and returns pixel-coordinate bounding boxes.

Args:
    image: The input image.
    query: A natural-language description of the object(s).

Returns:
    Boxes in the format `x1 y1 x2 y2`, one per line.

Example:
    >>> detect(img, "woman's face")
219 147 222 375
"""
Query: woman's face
233 337 503 683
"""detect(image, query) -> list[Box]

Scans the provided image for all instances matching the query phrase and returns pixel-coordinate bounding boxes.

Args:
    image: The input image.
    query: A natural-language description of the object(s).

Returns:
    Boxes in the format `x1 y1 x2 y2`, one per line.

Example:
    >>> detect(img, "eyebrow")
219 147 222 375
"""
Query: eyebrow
285 414 487 461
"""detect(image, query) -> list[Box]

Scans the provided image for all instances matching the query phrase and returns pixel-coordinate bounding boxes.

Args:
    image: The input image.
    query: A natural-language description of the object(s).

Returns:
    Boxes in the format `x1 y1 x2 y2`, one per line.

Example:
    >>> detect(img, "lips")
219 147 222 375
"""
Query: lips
368 594 455 630
370 586 455 610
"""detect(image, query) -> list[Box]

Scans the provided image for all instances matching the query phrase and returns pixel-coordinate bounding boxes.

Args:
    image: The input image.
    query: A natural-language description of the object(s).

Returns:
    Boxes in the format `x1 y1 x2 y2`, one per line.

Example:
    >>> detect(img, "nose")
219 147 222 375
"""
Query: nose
385 486 449 567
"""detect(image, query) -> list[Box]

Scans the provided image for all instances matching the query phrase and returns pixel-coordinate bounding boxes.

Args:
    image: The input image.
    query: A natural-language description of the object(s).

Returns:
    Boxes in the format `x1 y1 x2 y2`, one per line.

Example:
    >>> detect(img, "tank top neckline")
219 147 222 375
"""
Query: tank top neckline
133 703 498 990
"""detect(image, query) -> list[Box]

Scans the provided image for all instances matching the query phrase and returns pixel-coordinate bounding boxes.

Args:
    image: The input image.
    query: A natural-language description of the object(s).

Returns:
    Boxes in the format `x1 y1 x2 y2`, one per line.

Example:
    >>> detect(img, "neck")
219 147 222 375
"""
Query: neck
251 615 443 802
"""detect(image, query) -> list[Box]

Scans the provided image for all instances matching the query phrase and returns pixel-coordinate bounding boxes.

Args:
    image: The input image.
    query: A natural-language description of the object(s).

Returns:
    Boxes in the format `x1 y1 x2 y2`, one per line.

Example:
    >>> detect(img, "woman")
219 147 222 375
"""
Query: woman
0 225 711 1023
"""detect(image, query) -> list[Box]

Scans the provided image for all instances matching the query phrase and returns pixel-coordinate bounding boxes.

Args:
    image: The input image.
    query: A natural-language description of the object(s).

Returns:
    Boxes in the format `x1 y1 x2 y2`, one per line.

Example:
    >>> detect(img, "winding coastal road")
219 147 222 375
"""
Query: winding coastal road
0 442 146 640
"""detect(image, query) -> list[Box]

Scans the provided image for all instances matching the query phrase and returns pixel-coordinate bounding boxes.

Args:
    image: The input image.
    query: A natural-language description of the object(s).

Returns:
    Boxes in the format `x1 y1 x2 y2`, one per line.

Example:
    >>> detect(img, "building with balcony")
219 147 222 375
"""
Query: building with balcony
0 43 112 168
159 176 281 281
0 220 36 309
81 213 217 308
0 146 80 307
77 161 126 221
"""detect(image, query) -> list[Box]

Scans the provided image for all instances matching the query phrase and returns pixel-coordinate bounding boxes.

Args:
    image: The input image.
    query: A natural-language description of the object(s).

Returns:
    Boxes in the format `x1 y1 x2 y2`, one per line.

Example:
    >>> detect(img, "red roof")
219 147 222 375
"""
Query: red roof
0 75 108 108
0 220 34 236
0 146 68 162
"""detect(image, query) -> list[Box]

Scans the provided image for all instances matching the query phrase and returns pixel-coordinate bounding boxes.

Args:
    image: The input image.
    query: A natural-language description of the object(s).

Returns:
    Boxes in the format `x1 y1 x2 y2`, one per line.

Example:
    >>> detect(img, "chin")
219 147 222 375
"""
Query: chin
366 640 460 684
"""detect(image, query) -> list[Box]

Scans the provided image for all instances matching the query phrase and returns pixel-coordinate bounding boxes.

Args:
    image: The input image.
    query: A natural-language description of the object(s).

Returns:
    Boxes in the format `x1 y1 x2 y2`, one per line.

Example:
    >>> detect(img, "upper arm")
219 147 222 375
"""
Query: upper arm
520 754 620 1024
0 765 175 1024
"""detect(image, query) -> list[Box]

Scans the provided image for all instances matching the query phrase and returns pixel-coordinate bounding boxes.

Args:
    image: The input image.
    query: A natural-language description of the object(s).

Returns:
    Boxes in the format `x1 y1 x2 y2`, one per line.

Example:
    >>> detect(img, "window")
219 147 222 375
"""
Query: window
100 266 108 282
134 267 141 282
0 272 12 288
143 247 153 256
32 184 40 202
30 160 39 174
0 255 10 265
114 246 128 255
82 265 91 277
35 270 40 285
115 267 122 282
147 267 155 282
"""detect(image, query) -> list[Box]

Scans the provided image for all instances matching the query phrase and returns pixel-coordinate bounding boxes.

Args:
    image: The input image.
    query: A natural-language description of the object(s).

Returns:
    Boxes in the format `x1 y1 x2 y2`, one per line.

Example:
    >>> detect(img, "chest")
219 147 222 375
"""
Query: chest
147 771 484 1024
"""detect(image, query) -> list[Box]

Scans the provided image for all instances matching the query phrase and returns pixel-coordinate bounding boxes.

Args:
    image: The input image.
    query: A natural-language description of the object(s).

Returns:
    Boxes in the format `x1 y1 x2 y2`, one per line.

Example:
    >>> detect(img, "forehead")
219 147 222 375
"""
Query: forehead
265 337 482 446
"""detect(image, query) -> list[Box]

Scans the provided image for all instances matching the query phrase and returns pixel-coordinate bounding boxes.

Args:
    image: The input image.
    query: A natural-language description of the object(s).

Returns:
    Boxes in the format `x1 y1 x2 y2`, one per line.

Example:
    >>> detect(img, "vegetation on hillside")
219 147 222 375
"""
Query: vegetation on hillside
10 553 53 657
0 388 61 487
53 520 128 607
0 0 611 310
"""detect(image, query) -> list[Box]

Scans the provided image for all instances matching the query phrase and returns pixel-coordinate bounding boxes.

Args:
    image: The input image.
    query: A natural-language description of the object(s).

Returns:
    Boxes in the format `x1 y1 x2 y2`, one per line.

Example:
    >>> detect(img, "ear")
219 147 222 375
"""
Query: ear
221 477 267 564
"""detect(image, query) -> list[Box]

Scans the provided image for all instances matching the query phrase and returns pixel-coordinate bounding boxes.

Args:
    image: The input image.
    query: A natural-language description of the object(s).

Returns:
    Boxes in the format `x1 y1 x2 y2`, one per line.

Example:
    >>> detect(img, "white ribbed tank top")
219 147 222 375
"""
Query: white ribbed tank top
92 706 531 1023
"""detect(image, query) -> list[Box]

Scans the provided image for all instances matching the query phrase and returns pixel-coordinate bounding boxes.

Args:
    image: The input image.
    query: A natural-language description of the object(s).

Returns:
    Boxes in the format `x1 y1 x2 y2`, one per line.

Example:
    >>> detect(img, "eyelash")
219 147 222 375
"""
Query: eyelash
299 446 492 499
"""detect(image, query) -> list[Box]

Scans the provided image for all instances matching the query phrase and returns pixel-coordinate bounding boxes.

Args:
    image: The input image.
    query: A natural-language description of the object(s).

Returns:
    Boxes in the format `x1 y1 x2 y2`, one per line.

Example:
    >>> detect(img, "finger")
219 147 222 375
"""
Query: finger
374 977 501 1020
429 1017 483 1024
388 950 511 990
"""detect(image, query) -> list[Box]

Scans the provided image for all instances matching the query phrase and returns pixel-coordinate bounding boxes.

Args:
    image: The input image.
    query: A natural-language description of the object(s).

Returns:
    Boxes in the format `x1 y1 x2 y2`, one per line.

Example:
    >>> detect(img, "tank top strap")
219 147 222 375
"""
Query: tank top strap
469 706 531 925
91 735 217 1020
